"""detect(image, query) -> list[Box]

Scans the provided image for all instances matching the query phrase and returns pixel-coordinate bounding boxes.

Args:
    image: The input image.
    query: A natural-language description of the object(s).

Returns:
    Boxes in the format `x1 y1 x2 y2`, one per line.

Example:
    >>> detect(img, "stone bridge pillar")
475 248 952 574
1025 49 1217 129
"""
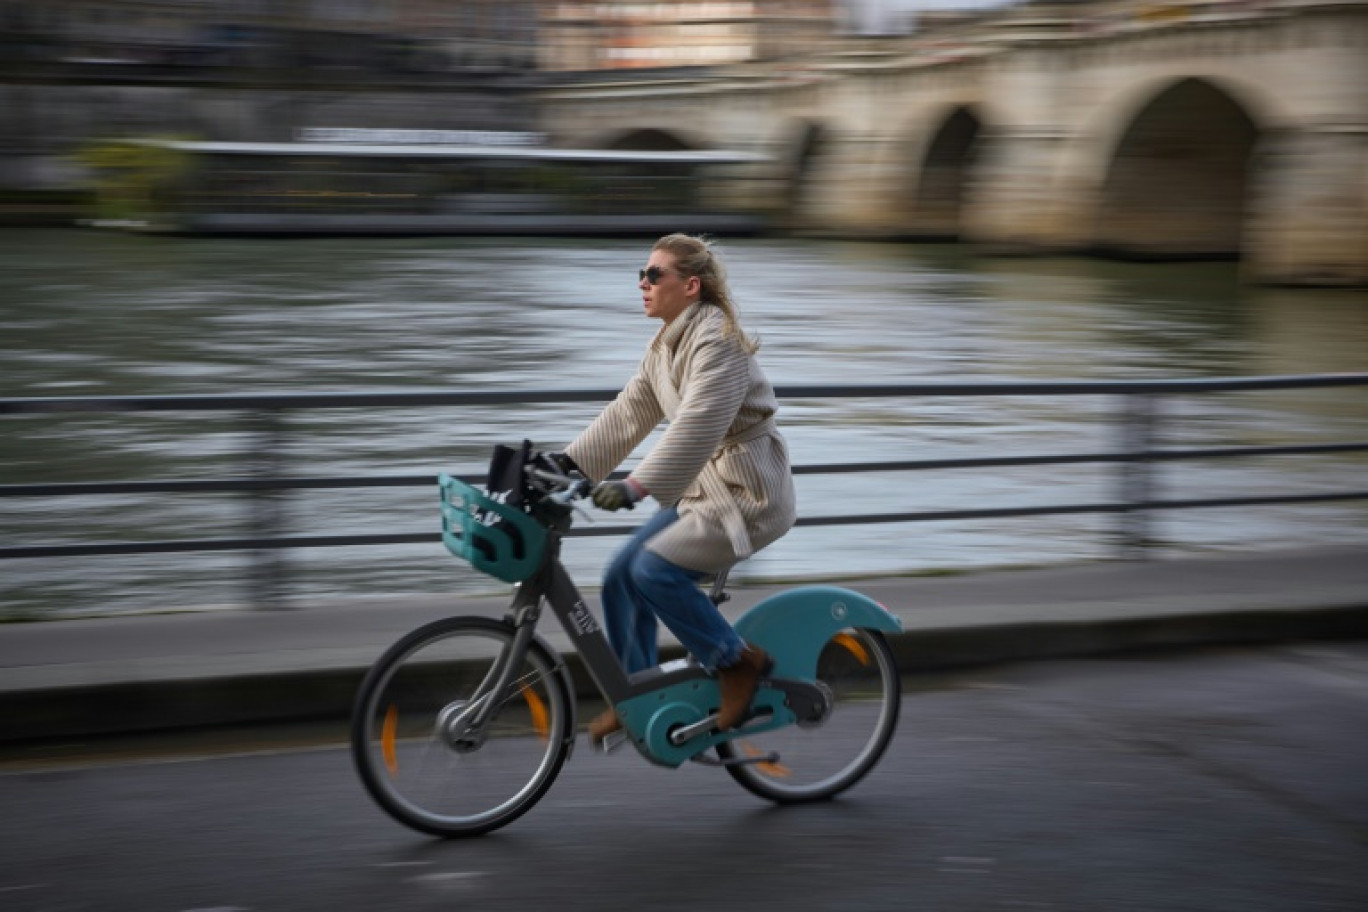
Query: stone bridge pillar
962 128 1078 252
1247 126 1368 286
786 126 896 236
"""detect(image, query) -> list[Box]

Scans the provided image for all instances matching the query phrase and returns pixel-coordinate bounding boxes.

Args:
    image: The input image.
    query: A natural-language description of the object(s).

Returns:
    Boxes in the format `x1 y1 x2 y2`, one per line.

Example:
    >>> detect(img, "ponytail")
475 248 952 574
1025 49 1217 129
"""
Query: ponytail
652 233 758 354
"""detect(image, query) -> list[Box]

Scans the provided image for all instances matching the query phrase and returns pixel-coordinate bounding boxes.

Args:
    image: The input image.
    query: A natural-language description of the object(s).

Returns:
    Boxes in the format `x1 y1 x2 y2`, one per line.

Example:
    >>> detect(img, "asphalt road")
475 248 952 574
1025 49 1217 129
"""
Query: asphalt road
1 642 1365 912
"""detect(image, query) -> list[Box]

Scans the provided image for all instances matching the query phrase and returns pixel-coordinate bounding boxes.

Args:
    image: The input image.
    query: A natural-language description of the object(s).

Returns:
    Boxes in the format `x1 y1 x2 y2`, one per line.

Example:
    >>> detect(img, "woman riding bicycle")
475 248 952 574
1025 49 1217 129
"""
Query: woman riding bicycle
554 233 797 744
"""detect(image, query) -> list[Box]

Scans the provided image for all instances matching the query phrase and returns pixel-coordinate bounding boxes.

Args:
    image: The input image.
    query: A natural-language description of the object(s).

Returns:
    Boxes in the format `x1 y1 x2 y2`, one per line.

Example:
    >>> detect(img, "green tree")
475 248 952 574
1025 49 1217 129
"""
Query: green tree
73 139 192 223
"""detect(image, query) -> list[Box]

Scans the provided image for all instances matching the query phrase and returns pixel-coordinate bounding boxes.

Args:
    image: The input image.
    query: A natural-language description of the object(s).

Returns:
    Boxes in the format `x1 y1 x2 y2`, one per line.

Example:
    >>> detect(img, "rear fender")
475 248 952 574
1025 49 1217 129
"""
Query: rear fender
734 586 902 680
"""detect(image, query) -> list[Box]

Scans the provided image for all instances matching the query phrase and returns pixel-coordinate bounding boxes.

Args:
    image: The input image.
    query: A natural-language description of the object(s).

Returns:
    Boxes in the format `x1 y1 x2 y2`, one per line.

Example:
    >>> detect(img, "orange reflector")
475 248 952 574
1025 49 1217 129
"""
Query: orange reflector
382 704 399 776
834 632 870 666
742 742 791 778
522 686 549 741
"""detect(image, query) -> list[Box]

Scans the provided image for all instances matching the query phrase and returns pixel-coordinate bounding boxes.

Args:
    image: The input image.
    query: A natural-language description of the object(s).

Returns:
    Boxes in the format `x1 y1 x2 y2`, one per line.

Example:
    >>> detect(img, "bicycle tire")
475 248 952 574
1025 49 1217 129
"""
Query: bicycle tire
717 628 899 803
351 616 574 837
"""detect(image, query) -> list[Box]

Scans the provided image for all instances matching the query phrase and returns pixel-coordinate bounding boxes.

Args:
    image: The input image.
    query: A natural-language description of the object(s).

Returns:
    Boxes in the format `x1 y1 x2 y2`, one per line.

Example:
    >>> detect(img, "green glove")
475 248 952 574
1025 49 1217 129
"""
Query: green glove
592 479 644 511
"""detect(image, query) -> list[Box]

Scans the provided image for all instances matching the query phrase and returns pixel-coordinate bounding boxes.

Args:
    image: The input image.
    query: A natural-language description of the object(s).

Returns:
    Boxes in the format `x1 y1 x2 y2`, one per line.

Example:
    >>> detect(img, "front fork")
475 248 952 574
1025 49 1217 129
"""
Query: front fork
438 594 543 750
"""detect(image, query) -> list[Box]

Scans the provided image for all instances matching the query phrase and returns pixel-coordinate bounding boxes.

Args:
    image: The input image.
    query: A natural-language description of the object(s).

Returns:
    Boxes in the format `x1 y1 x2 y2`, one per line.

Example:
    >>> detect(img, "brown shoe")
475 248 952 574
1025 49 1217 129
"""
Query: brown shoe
587 708 622 744
715 645 772 731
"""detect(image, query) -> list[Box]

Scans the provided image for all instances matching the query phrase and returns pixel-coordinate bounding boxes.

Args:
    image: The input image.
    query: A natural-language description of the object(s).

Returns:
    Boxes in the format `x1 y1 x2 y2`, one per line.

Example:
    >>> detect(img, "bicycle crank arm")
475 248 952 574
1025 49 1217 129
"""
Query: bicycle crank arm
668 707 774 747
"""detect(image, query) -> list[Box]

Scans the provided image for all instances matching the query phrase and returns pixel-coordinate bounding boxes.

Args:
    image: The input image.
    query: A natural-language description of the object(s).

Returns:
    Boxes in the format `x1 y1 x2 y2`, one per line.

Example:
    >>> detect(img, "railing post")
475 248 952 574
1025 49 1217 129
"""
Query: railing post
1116 393 1159 559
246 408 289 609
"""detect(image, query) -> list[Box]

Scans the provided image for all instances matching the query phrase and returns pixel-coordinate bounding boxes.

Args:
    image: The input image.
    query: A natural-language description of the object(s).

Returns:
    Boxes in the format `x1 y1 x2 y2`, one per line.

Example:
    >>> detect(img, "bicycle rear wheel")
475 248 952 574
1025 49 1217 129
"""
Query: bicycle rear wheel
718 627 899 803
351 616 573 837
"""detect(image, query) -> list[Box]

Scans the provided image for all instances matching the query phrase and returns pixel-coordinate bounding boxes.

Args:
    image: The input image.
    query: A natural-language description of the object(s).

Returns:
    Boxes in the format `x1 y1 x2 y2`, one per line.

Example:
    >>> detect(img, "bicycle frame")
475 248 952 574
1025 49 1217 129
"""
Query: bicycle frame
474 523 731 756
464 500 900 768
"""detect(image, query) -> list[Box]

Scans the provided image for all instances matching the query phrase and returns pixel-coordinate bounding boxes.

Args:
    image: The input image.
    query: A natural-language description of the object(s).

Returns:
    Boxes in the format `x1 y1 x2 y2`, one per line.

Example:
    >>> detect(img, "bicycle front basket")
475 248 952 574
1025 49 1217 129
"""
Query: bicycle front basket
438 473 547 583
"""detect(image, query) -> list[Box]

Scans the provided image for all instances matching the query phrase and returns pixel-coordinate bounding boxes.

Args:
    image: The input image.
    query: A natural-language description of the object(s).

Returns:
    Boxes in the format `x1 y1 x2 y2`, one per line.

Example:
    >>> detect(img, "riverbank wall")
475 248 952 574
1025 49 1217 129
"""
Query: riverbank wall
3 546 1366 746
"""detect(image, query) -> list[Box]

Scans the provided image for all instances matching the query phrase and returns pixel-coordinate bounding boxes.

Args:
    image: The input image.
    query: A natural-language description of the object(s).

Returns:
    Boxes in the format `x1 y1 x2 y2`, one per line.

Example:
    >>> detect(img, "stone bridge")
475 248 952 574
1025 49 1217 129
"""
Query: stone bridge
540 0 1367 286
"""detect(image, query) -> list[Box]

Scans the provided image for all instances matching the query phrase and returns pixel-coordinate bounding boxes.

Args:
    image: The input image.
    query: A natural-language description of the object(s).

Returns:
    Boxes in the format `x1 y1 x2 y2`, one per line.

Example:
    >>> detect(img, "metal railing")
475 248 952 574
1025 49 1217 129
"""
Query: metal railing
3 374 1368 609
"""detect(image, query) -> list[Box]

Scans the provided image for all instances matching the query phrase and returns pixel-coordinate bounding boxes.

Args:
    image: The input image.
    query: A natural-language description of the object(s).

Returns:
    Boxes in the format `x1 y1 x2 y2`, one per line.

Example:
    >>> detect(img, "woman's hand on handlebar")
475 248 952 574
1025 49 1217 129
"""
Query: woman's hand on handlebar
591 478 646 511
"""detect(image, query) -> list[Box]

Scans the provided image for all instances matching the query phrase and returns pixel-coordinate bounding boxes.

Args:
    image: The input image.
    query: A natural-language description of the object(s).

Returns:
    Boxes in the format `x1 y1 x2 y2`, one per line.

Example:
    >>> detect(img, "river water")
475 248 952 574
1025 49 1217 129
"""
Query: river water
2 229 1366 618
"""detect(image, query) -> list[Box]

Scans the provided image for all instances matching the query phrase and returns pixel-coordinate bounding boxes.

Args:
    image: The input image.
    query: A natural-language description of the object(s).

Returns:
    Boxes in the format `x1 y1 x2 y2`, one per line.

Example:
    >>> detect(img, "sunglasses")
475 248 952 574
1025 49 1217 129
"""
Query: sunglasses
638 265 678 285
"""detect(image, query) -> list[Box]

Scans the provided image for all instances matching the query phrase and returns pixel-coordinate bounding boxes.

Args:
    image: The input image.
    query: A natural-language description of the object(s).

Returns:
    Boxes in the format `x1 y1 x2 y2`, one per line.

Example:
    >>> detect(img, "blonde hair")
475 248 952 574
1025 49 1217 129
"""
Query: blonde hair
653 233 759 354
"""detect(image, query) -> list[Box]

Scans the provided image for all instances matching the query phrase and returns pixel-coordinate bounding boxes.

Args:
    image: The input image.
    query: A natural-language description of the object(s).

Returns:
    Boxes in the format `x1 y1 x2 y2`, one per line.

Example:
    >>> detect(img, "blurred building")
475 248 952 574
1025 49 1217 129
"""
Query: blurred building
539 2 838 71
0 1 853 75
0 1 541 74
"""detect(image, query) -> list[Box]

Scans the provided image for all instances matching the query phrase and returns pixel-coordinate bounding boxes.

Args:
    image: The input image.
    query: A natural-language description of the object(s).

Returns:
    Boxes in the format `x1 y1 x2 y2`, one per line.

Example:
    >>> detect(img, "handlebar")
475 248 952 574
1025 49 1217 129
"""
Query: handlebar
524 464 592 505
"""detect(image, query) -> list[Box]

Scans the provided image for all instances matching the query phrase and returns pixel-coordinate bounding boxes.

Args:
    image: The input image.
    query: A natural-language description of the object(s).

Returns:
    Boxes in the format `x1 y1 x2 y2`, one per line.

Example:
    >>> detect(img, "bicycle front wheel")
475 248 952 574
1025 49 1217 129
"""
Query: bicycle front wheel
717 627 900 803
351 616 573 837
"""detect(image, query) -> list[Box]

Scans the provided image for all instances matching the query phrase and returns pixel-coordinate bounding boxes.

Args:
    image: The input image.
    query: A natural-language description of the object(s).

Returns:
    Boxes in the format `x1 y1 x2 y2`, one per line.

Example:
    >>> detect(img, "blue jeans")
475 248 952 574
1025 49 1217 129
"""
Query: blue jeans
601 506 746 674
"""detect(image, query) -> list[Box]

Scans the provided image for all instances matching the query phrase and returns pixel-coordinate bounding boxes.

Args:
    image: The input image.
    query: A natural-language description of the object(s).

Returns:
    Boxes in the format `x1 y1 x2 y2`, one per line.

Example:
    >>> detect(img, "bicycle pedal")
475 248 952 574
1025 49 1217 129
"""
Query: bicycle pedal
690 749 781 768
596 729 629 754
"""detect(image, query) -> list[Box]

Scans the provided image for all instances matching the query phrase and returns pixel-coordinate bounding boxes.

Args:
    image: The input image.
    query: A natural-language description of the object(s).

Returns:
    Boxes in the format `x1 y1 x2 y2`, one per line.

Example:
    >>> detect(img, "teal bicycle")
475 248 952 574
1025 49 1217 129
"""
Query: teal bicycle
351 457 903 837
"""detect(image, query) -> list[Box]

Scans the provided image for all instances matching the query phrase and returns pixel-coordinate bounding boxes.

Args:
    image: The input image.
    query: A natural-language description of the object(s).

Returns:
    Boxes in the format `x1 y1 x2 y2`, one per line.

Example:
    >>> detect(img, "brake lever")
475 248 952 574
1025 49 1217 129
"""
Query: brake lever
560 478 595 522
526 467 595 520
525 466 568 489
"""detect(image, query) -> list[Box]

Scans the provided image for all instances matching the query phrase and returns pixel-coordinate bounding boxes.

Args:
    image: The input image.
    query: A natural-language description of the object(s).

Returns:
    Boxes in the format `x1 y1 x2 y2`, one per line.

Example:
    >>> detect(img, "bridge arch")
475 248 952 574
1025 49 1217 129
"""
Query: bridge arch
1090 76 1263 260
599 127 699 151
904 103 984 240
778 118 829 229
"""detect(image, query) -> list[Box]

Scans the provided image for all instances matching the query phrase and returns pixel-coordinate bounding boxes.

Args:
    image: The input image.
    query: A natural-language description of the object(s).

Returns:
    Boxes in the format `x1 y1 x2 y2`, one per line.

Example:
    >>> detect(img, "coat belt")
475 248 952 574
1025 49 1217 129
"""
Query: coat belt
704 417 779 561
722 416 777 449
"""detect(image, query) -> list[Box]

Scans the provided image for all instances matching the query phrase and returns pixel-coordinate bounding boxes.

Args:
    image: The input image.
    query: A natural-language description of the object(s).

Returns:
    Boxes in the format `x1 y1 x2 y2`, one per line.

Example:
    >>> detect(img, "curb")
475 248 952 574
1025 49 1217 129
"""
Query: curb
5 600 1365 746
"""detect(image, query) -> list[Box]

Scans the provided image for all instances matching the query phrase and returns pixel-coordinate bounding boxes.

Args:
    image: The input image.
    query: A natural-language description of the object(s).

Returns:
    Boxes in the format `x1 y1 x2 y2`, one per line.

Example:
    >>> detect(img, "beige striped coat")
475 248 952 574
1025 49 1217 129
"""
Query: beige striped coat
565 302 797 573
